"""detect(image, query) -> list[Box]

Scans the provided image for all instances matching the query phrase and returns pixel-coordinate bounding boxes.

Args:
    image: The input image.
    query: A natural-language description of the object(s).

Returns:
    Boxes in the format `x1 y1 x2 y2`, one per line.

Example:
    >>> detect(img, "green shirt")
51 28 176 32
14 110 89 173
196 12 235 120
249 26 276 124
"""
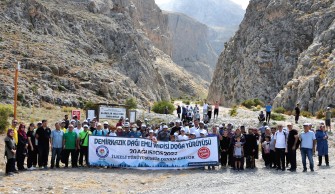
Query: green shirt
79 131 92 147
326 111 332 120
63 131 77 149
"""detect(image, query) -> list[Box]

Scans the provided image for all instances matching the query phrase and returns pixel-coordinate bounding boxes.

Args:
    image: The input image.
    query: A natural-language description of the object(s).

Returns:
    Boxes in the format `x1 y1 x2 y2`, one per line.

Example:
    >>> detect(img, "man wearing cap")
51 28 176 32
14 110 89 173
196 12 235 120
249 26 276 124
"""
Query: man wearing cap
273 124 287 171
196 121 208 138
123 122 131 137
89 120 96 134
325 107 332 132
103 121 109 132
147 130 157 143
50 122 64 169
79 125 92 167
93 123 106 136
177 128 189 141
129 124 142 138
170 121 182 136
286 123 299 172
158 125 170 141
300 123 316 172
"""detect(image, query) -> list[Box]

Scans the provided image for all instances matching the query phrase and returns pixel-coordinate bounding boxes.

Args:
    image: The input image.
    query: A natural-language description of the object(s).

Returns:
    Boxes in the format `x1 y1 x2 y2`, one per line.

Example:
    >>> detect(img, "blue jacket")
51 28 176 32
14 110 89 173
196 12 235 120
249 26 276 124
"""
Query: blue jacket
315 130 328 156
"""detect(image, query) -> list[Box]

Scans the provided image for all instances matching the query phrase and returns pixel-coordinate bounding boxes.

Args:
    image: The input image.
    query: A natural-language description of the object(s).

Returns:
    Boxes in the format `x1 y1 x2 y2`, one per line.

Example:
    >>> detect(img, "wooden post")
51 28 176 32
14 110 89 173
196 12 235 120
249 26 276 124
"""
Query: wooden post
13 62 19 120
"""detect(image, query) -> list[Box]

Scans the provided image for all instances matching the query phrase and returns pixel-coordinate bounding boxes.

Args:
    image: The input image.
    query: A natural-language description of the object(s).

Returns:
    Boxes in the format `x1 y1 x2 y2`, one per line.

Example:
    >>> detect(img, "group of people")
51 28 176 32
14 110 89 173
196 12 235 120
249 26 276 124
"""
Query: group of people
176 101 220 124
4 105 332 176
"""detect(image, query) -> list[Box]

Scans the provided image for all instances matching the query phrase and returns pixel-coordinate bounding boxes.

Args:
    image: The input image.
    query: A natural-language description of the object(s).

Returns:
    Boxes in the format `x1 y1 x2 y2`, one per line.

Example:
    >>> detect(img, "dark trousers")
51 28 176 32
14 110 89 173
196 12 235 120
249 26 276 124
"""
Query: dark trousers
318 155 329 165
221 151 228 166
38 146 49 167
288 148 297 169
177 113 181 119
264 153 270 166
270 150 276 167
16 147 26 170
246 155 254 168
295 114 300 123
275 148 286 169
207 111 212 121
27 147 38 168
6 158 16 174
214 109 219 118
266 111 271 123
64 149 77 167
51 148 62 168
79 146 89 166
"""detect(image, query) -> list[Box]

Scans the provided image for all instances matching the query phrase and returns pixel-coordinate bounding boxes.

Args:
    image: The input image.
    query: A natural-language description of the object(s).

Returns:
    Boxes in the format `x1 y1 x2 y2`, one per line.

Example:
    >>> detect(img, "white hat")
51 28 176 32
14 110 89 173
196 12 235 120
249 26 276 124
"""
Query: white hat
199 121 204 124
174 132 179 136
163 125 168 129
149 130 154 133
97 123 102 126
124 122 130 127
141 124 147 128
303 123 309 126
191 132 196 135
175 120 181 123
327 107 330 110
200 131 206 135
103 121 109 125
180 128 185 131
83 120 88 123
83 125 89 128
219 125 223 128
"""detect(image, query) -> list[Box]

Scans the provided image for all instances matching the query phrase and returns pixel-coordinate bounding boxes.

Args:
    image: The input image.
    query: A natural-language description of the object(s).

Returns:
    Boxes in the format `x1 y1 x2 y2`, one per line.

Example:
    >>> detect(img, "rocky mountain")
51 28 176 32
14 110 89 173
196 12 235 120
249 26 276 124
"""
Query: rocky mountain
0 0 207 108
164 11 217 82
208 0 335 113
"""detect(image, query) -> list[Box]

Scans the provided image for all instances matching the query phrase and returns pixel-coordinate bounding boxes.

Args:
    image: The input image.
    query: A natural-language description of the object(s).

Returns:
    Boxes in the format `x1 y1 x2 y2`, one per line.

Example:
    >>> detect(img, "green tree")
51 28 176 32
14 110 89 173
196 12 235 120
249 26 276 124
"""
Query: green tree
152 101 174 114
125 98 137 110
0 104 13 133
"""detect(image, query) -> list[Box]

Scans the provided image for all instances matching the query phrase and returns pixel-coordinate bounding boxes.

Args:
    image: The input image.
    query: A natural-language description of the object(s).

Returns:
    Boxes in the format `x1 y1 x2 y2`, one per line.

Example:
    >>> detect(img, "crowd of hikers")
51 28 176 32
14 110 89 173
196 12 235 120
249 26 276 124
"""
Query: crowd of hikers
4 105 333 176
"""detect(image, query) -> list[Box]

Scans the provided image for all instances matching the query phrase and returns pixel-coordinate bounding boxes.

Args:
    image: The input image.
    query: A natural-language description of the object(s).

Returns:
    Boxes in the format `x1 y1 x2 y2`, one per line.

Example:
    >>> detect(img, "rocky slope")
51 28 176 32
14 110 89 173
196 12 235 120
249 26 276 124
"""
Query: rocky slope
0 0 206 108
164 11 217 82
208 0 335 113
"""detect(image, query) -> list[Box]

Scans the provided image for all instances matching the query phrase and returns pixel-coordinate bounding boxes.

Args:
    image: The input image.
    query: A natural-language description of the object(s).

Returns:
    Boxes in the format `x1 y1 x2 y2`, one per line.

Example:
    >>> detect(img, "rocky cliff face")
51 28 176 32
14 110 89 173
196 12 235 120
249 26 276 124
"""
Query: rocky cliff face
165 11 217 82
0 0 206 108
209 0 335 113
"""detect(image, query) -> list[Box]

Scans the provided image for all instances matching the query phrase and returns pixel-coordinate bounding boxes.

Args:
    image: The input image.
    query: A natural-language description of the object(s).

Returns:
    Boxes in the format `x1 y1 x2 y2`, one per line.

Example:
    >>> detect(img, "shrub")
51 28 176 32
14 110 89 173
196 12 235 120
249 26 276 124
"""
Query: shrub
182 100 190 105
273 107 286 114
241 99 264 109
152 101 174 114
271 113 285 121
229 106 238 117
316 110 325 119
83 100 97 110
301 111 312 118
284 110 293 116
0 104 13 133
125 97 137 110
62 106 73 113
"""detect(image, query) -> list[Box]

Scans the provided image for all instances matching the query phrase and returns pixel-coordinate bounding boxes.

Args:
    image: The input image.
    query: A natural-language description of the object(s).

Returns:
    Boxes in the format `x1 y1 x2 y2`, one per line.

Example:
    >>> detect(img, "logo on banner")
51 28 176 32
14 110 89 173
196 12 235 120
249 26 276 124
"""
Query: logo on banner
198 147 210 159
96 145 109 158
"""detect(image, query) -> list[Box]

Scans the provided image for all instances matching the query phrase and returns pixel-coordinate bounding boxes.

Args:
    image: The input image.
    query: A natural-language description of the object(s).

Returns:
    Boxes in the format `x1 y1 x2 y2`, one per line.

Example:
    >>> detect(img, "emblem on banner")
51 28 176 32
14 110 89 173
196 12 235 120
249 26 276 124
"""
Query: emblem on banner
96 145 109 158
198 147 210 159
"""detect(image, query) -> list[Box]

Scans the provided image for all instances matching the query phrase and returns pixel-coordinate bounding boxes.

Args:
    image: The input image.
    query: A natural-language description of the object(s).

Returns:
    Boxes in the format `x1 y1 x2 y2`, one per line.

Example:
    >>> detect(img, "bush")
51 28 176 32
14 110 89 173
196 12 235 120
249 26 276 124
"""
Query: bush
182 99 190 105
83 100 97 110
229 106 238 117
273 107 286 114
152 101 174 114
301 111 312 118
241 99 264 109
0 104 13 133
316 110 325 119
125 97 137 110
270 113 285 121
284 110 293 116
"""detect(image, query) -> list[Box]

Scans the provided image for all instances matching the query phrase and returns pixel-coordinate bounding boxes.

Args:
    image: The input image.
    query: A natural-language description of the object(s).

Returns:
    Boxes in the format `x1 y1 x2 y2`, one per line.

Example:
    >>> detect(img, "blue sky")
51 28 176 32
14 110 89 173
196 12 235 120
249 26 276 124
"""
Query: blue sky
155 0 249 9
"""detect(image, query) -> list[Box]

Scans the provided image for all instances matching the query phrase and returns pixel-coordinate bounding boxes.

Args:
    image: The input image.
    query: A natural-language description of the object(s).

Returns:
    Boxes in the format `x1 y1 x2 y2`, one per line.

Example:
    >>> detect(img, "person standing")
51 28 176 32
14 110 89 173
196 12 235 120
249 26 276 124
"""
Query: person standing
295 104 300 124
16 124 28 171
220 131 230 168
79 125 92 167
315 123 329 166
4 129 16 176
214 101 219 119
6 120 18 145
27 123 37 170
63 125 78 168
269 127 277 168
207 104 213 122
64 115 70 129
300 123 316 172
286 123 299 172
176 105 181 119
325 107 332 132
244 128 257 169
35 120 51 169
274 124 287 171
50 122 64 169
265 102 272 123
203 101 208 121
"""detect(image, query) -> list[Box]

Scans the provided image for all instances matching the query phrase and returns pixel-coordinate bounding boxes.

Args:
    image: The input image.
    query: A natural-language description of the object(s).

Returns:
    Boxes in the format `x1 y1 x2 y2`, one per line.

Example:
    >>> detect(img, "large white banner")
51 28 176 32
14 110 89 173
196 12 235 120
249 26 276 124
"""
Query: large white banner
88 136 219 169
99 106 126 120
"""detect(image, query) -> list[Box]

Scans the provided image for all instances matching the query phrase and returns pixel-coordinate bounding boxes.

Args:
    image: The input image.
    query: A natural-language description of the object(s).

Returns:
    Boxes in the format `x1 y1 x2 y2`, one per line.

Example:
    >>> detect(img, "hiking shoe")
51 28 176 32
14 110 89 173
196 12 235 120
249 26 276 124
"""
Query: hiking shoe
303 169 307 172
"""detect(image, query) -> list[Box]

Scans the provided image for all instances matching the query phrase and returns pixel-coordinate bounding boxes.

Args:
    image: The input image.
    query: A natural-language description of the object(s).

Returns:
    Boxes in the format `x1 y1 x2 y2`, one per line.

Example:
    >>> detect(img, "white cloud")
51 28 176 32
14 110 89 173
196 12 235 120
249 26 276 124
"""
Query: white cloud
155 0 249 9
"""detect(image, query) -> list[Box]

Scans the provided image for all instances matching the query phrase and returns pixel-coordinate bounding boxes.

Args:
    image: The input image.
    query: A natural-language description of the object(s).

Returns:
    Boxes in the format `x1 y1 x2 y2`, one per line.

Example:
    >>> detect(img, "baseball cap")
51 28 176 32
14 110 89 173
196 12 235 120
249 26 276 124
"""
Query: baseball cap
124 122 130 127
303 123 309 126
149 130 154 133
180 128 185 131
83 125 89 128
141 124 146 128
163 125 168 129
103 121 109 125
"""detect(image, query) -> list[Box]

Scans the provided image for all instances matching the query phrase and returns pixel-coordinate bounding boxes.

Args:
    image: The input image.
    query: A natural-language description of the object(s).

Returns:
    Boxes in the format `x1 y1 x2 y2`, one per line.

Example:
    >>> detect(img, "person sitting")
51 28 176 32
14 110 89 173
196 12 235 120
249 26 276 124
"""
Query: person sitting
258 111 265 122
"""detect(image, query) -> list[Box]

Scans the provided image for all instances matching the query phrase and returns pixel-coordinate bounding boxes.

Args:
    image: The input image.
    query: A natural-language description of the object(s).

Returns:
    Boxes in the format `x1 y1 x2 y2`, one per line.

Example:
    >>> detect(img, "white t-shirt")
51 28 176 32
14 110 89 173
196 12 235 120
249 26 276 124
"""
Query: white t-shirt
73 128 83 136
178 135 189 141
203 103 208 110
108 132 117 137
274 131 286 148
196 129 208 138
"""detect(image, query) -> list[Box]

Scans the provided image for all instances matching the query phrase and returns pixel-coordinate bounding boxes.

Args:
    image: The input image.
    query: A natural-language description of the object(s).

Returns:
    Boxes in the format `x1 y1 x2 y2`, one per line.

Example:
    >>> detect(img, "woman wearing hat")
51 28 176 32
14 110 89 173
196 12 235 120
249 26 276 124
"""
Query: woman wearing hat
5 129 17 176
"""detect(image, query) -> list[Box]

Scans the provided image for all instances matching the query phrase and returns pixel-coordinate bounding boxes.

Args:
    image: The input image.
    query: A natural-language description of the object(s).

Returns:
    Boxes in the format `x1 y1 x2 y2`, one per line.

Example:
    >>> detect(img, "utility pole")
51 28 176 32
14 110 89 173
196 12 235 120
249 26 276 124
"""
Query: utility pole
13 62 20 120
